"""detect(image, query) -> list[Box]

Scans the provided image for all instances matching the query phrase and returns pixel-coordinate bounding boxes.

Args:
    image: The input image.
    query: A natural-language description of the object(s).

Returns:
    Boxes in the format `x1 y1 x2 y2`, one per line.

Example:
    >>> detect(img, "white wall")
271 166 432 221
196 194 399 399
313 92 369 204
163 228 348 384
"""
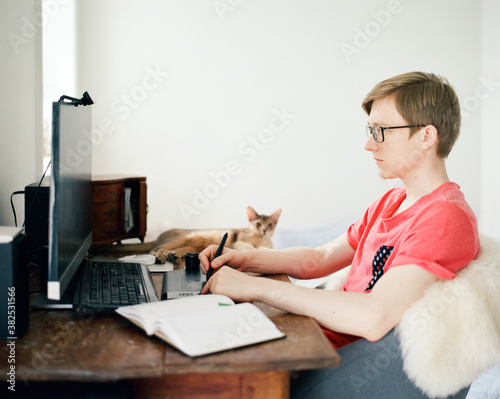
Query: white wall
0 0 42 226
76 0 483 236
479 0 500 239
42 0 77 164
2 0 498 242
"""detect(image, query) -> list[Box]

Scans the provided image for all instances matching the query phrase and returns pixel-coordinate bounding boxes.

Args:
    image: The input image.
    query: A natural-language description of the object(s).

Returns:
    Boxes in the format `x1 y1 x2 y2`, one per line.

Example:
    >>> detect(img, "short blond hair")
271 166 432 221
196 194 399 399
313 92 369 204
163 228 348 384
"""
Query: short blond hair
362 72 461 158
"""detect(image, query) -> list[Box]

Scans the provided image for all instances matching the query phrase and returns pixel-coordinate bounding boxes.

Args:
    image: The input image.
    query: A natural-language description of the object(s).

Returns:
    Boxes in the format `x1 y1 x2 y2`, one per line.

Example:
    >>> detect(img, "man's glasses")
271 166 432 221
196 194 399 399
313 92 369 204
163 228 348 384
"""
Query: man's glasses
365 125 426 143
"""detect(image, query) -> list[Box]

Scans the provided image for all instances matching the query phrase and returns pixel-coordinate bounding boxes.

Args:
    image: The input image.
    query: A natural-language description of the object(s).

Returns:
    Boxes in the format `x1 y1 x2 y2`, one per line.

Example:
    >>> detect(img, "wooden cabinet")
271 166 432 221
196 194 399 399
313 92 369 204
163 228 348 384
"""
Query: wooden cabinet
91 175 147 245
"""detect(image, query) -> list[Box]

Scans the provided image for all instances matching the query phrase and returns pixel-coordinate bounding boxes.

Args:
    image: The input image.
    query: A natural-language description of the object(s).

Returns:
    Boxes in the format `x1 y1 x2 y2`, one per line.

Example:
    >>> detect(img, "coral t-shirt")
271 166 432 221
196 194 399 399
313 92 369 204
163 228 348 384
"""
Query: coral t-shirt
322 182 480 349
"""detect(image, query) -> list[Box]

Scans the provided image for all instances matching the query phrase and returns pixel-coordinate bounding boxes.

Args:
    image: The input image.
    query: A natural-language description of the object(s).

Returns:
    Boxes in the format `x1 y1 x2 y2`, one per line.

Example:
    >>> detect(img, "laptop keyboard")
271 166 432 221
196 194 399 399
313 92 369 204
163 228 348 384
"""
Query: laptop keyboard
80 261 148 307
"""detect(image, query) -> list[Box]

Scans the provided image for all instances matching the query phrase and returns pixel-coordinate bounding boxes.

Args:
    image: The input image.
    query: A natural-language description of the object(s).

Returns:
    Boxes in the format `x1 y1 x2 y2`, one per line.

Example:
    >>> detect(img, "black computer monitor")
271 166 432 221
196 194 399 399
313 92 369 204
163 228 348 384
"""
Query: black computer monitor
46 101 93 301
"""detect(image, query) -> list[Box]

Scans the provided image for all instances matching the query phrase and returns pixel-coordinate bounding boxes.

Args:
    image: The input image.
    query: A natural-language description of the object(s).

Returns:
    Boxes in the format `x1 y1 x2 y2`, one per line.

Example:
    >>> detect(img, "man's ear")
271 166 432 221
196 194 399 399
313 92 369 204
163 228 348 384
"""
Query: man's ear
421 124 439 151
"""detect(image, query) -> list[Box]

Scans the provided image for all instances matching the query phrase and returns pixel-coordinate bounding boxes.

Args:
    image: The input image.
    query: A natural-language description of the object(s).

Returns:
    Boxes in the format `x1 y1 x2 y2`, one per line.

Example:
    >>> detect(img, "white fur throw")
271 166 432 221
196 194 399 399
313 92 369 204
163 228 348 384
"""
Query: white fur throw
323 235 500 398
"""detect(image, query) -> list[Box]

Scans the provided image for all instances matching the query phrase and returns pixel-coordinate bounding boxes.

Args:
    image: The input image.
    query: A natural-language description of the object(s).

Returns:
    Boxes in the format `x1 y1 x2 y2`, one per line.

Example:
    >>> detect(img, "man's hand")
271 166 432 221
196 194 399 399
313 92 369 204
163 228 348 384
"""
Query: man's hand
199 245 243 273
200 266 257 302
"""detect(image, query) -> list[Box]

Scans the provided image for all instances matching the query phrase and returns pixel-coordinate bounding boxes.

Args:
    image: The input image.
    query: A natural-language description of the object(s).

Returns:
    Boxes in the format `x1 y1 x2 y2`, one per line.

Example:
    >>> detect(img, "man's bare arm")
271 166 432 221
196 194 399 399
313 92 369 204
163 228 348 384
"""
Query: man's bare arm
203 263 439 341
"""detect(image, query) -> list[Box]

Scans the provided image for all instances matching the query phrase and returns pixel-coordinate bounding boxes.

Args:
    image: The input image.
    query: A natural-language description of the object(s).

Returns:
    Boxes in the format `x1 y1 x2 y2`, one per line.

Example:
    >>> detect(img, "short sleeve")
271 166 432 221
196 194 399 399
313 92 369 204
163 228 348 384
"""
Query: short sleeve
346 218 363 251
388 202 479 279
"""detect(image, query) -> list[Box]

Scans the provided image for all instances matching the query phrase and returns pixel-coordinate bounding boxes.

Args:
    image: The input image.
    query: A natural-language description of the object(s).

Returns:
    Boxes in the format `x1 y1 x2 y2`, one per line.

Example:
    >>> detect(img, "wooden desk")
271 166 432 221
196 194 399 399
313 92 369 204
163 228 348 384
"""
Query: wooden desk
0 272 340 398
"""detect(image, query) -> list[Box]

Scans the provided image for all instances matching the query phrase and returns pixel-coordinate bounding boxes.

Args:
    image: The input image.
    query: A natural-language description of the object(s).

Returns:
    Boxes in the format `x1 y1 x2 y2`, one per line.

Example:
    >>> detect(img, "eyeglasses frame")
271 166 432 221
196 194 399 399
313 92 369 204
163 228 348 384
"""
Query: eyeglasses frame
365 125 427 143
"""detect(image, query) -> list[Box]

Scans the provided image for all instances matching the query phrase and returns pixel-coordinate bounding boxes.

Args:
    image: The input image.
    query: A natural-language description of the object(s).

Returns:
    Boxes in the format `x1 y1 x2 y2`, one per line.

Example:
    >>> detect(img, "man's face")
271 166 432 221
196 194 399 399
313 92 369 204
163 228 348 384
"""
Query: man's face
365 94 423 181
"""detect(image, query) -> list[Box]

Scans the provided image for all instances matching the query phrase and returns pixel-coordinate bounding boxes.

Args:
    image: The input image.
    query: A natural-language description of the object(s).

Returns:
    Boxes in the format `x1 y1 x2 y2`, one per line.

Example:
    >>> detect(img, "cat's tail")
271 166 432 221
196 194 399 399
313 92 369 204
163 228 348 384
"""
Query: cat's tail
91 241 157 255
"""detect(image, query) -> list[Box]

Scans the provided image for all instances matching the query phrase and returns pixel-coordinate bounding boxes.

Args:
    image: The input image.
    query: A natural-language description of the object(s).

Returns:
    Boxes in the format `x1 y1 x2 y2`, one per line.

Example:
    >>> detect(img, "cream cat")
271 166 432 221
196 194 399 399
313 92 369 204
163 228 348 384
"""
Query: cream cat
100 206 281 264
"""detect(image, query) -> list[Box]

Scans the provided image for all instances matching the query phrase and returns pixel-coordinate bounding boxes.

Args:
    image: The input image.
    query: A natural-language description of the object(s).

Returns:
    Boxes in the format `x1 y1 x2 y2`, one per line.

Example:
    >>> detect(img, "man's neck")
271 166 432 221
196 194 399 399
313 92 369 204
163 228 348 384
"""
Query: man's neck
399 157 450 211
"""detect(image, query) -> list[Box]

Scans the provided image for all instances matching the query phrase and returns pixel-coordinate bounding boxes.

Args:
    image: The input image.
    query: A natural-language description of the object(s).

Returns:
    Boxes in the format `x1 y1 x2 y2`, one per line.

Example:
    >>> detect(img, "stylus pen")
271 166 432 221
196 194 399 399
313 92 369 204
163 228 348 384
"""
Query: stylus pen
206 232 228 281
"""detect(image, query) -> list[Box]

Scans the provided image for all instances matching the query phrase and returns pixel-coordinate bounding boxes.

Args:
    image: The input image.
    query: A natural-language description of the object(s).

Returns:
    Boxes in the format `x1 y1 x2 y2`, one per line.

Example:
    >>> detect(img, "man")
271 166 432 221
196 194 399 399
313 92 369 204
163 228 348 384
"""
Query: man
200 72 479 398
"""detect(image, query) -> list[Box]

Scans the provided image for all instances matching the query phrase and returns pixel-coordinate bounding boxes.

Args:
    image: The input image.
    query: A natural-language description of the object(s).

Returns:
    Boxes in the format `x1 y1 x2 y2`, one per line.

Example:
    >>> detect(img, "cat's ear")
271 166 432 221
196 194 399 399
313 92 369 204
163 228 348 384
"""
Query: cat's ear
247 206 259 221
270 209 282 224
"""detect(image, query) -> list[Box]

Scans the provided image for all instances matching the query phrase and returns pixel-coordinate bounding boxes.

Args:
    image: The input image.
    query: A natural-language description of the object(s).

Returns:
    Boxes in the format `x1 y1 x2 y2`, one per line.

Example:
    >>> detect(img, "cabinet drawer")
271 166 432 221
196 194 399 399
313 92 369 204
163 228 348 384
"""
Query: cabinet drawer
93 202 122 223
92 220 123 242
93 183 123 203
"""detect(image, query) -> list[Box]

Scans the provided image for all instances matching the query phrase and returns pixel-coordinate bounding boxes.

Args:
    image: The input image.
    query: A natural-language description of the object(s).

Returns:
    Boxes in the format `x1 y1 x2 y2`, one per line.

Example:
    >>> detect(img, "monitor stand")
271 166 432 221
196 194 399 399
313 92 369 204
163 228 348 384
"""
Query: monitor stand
31 278 76 310
31 290 74 310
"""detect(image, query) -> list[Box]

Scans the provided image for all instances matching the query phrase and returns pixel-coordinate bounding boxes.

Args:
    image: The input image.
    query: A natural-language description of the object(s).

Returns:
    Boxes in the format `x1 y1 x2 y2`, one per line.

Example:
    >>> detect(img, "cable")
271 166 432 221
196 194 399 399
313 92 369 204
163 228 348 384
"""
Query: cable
22 160 52 228
10 190 25 227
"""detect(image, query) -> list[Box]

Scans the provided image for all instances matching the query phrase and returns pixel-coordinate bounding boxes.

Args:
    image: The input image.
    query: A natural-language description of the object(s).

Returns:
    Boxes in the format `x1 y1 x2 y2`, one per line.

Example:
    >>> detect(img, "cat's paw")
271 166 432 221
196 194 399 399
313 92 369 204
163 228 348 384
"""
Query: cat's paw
150 249 165 264
164 251 180 263
150 249 179 264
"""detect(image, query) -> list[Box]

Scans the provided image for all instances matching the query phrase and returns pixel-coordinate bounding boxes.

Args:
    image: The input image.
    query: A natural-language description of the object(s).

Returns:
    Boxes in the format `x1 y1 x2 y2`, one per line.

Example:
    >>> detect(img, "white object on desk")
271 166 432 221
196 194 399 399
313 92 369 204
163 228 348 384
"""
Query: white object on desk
0 226 22 243
118 254 156 265
118 254 174 272
148 262 174 272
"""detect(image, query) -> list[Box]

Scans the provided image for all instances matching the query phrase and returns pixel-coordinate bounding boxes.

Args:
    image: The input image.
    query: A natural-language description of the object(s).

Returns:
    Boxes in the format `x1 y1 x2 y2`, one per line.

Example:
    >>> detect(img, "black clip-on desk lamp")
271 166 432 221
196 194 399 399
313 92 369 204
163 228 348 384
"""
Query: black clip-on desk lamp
58 91 95 106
